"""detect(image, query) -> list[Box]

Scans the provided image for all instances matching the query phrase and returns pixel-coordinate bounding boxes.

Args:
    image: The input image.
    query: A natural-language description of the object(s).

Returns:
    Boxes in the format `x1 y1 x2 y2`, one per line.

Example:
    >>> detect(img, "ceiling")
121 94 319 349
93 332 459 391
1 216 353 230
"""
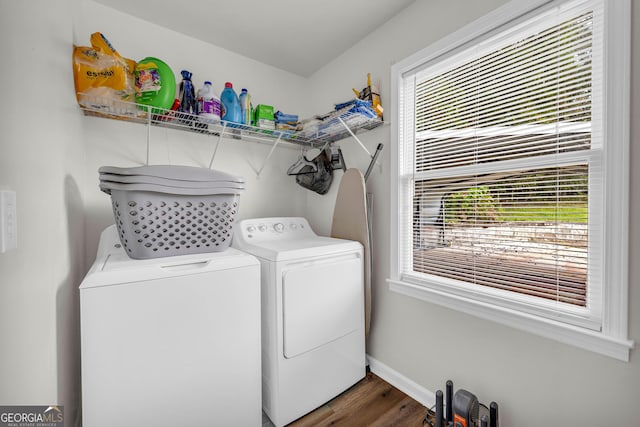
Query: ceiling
93 0 417 77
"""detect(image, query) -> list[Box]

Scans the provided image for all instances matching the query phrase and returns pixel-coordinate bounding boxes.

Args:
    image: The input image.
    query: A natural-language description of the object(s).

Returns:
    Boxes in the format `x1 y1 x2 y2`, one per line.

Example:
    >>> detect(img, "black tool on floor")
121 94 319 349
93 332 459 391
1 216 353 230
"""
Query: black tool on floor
435 390 444 427
446 380 453 424
490 402 499 427
427 380 499 427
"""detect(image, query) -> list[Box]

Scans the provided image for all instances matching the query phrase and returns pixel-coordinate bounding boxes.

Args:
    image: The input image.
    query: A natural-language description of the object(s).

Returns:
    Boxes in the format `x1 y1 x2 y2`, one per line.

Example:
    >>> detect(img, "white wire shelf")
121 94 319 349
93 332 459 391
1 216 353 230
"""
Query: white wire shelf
77 93 385 147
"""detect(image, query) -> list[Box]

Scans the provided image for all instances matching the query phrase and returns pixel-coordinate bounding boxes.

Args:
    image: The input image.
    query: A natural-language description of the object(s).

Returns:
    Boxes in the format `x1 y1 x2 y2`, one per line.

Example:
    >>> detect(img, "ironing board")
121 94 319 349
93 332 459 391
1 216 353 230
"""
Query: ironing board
331 168 371 337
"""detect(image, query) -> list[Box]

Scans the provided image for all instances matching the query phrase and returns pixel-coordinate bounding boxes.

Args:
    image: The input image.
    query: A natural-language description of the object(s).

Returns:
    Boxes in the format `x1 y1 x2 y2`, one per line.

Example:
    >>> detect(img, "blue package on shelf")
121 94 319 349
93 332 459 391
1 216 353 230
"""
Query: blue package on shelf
274 111 299 124
298 98 382 142
334 99 377 119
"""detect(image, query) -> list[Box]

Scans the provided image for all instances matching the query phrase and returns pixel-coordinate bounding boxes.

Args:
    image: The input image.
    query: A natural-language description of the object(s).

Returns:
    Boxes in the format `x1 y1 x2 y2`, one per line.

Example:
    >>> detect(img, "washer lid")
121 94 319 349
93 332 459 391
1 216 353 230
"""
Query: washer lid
80 225 258 289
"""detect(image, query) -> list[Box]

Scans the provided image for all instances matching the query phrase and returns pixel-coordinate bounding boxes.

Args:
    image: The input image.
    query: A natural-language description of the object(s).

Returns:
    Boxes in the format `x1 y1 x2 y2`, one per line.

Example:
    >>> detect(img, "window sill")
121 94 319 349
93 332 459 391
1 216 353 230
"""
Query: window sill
387 278 634 361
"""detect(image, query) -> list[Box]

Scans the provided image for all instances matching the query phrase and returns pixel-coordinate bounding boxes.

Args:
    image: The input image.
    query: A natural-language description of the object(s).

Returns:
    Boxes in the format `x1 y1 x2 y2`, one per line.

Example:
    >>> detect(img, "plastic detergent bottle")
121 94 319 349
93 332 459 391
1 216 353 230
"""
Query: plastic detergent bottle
178 70 197 120
239 88 252 126
135 57 176 113
220 82 241 124
197 81 221 123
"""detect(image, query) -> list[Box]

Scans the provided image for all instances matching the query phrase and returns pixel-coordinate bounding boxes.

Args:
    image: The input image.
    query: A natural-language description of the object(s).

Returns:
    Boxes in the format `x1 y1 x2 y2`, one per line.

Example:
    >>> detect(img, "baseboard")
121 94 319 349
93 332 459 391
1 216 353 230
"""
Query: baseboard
366 355 436 409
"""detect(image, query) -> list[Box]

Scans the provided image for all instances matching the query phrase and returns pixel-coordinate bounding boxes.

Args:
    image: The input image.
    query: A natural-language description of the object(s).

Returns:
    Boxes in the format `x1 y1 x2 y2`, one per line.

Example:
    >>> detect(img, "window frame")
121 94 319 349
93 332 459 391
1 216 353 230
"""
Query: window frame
388 0 633 361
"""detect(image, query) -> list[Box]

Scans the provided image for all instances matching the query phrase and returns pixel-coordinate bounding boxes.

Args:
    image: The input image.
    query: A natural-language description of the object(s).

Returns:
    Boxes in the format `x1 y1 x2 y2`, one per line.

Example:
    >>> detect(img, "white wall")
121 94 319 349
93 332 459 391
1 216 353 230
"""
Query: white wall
305 1 510 236
0 1 85 426
2 0 638 425
308 1 640 426
75 1 311 262
0 1 312 425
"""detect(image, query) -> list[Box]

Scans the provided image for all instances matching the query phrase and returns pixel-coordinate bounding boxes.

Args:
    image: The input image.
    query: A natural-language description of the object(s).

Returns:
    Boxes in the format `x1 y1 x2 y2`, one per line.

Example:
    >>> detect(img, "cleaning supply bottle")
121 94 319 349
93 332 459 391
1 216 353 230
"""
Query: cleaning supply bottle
134 57 176 113
197 81 221 123
178 70 197 122
238 88 252 126
220 82 241 124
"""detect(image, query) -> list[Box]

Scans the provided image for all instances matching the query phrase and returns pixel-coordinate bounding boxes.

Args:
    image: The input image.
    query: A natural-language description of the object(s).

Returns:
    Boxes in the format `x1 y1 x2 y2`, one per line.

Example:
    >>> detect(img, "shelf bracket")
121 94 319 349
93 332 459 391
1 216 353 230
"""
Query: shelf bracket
256 132 283 178
337 116 380 168
208 122 227 169
146 110 152 165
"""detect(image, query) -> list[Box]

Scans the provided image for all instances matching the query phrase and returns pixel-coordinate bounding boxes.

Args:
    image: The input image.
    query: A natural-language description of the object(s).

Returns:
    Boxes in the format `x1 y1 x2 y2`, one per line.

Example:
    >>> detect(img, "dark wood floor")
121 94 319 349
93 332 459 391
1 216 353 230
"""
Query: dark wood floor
286 371 427 427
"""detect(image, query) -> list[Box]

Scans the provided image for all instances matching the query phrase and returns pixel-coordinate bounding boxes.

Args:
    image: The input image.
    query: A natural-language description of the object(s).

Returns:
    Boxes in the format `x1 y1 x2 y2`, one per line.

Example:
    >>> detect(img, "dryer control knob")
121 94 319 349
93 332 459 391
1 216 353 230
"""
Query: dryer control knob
247 226 256 233
258 225 267 232
274 223 285 233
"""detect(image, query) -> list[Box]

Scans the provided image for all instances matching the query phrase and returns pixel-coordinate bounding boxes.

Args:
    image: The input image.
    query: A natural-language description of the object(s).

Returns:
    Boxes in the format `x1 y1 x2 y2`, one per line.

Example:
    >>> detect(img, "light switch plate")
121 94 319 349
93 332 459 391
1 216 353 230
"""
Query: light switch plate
0 190 17 253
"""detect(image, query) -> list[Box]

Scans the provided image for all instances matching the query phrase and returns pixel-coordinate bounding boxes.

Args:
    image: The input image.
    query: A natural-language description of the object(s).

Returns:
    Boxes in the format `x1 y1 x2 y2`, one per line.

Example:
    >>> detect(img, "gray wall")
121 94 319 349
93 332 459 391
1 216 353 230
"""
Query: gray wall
308 0 640 425
0 1 85 426
0 1 309 425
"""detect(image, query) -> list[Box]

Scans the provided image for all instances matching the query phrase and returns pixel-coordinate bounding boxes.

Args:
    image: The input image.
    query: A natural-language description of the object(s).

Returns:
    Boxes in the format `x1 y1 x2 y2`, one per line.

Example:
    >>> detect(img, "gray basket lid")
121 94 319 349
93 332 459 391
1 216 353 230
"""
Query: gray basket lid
100 181 244 196
100 173 246 189
98 165 245 183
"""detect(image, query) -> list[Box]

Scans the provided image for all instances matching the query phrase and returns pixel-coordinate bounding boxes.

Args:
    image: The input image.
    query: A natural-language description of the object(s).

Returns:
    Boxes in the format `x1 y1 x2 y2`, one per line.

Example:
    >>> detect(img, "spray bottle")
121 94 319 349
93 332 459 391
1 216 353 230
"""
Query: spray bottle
178 70 197 123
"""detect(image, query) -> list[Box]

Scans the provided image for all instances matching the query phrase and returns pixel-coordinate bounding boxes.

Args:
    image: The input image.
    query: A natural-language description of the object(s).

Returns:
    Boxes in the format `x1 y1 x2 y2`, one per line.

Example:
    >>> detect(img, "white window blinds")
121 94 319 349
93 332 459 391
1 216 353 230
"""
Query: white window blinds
398 0 604 327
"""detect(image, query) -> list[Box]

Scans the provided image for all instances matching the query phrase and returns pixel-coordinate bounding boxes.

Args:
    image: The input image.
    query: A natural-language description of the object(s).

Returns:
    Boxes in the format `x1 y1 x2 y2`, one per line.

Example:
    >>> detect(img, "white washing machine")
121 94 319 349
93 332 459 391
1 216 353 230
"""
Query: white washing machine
80 225 261 427
232 217 366 427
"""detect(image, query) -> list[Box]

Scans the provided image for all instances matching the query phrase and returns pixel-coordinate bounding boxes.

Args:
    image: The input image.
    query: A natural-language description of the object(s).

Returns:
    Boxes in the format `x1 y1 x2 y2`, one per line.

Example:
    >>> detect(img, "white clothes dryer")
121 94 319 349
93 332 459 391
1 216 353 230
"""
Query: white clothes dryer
80 225 262 427
232 217 366 427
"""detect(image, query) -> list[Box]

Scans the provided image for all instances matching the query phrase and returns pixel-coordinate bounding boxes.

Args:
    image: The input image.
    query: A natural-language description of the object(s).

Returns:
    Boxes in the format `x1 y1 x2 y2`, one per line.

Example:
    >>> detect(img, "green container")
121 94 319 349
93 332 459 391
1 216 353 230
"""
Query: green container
254 104 275 130
135 57 176 113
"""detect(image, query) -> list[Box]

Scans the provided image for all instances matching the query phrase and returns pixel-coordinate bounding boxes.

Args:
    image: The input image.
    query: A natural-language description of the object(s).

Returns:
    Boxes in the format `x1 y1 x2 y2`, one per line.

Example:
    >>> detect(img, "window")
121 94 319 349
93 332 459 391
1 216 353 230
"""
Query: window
389 0 633 360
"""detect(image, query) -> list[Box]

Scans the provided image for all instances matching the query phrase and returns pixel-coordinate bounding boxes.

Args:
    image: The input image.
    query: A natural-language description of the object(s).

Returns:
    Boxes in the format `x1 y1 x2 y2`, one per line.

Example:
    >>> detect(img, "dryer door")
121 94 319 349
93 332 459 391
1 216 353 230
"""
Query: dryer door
282 252 363 358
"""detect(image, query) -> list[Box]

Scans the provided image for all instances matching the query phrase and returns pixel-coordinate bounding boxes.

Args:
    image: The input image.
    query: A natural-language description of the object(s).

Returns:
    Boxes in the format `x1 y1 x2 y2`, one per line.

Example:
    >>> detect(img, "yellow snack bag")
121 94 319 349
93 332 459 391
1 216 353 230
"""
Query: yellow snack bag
73 32 136 112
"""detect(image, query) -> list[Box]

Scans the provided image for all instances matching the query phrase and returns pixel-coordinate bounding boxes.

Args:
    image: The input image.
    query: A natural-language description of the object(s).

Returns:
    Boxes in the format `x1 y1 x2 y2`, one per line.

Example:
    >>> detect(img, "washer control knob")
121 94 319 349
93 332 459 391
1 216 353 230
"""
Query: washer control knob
274 223 285 233
247 226 256 233
290 223 297 230
258 224 267 232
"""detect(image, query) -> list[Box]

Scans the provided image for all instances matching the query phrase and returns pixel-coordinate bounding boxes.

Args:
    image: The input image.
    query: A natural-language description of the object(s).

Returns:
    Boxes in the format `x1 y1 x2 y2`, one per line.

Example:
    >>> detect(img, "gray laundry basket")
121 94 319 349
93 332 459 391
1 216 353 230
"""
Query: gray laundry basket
99 165 245 259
